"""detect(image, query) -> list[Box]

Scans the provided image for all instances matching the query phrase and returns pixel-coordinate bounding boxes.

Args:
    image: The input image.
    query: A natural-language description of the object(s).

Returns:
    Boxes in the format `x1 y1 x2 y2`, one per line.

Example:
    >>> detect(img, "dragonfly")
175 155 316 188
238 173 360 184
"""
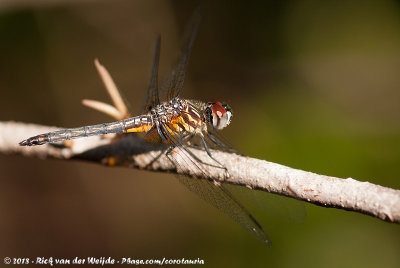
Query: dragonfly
19 10 271 246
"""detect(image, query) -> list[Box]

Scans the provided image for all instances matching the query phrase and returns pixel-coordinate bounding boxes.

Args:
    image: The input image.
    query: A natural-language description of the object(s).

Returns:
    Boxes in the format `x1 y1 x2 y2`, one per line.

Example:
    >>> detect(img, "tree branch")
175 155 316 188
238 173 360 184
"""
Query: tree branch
1 120 399 223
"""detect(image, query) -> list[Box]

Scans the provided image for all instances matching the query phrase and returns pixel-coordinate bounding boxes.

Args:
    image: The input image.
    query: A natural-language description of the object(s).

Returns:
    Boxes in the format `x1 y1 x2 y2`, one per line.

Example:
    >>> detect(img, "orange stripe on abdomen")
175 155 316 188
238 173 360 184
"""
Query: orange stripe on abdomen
126 124 153 133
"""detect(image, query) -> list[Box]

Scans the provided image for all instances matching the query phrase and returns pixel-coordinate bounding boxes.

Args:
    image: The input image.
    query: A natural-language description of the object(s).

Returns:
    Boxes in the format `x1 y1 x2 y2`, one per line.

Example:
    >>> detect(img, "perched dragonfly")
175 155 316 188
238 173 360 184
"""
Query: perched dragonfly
19 10 271 246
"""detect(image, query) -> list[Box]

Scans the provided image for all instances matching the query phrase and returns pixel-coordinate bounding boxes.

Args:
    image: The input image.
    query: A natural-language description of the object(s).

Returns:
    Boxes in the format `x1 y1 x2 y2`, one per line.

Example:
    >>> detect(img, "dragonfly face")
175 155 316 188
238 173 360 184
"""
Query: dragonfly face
19 9 271 246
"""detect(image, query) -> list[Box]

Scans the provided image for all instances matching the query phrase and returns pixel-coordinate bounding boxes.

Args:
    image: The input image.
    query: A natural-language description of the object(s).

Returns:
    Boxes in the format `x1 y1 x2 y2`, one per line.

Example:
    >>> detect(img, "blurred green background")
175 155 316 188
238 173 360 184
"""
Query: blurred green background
1 0 400 267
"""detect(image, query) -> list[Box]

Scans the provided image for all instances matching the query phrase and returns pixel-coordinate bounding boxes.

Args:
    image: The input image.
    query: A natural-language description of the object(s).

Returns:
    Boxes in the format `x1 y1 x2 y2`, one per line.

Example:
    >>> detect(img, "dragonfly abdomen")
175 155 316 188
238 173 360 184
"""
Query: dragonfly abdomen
19 115 153 146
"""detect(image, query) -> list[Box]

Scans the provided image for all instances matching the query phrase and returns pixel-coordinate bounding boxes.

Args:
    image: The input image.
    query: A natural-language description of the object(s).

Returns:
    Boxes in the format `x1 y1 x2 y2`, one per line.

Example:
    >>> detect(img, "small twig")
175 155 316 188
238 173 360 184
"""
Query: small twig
91 59 130 119
81 99 122 120
1 121 399 224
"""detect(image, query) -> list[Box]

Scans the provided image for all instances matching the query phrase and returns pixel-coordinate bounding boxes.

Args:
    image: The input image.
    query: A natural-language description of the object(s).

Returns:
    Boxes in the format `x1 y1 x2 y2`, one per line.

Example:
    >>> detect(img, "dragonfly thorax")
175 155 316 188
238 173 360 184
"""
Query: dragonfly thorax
150 98 206 136
150 98 186 123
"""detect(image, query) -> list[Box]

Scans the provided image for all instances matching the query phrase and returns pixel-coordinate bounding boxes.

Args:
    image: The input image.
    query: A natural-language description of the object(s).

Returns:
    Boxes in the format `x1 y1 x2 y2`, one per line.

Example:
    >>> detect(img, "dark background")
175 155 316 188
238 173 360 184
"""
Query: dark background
1 0 400 267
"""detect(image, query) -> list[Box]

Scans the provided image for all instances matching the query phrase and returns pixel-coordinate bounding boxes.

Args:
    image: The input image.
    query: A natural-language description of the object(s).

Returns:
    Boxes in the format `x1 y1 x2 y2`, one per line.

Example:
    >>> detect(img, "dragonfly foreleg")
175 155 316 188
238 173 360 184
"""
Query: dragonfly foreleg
207 131 234 152
198 134 229 176
174 134 230 179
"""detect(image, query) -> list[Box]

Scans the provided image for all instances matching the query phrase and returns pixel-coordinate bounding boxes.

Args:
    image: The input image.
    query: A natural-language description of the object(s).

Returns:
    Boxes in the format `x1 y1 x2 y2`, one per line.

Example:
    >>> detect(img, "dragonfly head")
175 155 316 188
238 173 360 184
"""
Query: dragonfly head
206 101 232 130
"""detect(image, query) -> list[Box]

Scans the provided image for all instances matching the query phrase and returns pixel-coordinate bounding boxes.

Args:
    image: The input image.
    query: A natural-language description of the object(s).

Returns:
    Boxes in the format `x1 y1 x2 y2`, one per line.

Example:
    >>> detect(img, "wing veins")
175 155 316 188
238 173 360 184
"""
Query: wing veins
159 123 270 245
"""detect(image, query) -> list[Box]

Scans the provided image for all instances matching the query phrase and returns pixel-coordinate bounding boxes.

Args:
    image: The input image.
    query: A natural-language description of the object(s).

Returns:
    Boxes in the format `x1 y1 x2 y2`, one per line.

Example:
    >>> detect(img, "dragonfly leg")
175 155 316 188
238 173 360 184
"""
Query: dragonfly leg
174 134 230 179
198 134 229 178
183 145 228 172
164 132 192 172
160 123 229 178
207 131 236 153
143 124 178 169
145 124 192 170
144 147 168 169
165 145 177 167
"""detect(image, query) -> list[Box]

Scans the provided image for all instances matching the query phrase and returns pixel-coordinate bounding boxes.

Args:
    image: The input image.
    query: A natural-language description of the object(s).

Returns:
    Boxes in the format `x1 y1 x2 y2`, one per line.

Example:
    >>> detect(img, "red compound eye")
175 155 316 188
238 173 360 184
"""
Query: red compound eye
208 101 226 118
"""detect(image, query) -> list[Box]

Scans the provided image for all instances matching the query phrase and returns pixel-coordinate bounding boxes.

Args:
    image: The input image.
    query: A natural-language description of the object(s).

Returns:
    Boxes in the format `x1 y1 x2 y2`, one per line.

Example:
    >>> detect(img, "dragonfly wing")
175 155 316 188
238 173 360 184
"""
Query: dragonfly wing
161 123 271 246
162 8 202 100
143 34 162 112
177 174 271 246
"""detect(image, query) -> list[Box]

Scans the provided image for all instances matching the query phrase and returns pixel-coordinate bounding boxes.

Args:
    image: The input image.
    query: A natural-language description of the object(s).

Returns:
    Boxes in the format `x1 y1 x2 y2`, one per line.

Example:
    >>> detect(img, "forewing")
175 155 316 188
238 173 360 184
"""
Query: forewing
162 8 202 100
143 35 161 112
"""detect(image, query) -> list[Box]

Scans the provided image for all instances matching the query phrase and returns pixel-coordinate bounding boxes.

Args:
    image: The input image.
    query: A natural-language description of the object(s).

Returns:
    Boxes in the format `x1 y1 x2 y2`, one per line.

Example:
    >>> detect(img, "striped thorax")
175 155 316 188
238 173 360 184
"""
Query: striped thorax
150 98 205 137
